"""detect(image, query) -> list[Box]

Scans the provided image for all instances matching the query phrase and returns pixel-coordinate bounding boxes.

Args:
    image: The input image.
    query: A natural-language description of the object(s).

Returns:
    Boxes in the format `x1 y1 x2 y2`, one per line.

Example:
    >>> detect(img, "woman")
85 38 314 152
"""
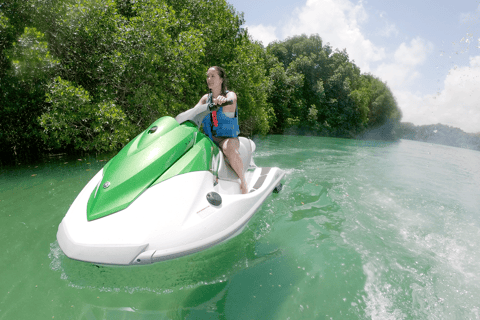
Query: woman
196 66 247 194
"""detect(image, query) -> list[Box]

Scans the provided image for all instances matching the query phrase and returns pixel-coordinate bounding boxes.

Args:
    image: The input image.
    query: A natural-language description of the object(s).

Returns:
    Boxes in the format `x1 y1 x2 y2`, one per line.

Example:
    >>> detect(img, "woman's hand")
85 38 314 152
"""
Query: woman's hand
213 95 228 105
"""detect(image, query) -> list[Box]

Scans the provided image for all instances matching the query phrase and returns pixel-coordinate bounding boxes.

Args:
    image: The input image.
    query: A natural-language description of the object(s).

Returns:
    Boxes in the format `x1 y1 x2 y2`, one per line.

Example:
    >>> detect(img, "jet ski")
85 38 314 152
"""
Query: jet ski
57 100 285 265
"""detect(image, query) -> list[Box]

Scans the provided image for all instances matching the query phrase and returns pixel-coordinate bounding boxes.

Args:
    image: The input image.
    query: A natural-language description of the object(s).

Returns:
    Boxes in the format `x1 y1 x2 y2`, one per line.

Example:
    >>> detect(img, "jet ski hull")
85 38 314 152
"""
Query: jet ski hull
57 167 284 265
57 111 285 265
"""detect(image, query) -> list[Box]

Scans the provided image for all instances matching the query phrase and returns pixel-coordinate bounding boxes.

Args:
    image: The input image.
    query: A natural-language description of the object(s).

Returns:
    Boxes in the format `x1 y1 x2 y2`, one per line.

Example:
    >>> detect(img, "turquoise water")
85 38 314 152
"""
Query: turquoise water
1 136 480 319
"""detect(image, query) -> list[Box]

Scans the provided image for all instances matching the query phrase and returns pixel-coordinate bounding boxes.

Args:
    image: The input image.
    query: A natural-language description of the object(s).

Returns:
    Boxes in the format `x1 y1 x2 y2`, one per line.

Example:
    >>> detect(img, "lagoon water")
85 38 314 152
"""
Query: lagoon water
1 135 480 319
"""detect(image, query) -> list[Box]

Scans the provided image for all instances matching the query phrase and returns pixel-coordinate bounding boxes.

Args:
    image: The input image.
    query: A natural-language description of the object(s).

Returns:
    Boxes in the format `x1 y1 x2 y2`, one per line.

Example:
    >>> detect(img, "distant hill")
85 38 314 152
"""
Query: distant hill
397 122 480 152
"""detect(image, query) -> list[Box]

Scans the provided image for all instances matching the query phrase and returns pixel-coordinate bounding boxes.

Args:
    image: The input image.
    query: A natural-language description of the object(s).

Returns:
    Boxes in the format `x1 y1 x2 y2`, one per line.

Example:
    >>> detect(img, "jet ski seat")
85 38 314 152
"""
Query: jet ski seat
217 137 256 181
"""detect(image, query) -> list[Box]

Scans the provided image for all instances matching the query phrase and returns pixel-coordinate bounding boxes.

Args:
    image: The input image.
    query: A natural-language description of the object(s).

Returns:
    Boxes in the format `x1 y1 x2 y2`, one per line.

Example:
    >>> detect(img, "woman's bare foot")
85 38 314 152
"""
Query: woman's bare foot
240 180 248 194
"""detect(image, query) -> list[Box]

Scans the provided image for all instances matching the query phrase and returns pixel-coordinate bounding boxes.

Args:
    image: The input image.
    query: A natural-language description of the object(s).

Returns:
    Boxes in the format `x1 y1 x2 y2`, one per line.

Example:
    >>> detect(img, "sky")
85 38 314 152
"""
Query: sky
227 0 480 133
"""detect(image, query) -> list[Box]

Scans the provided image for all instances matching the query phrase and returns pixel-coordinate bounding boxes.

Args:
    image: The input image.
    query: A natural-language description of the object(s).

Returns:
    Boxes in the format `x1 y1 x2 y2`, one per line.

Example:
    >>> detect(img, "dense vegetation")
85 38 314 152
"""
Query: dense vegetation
398 123 480 151
0 0 402 165
266 35 401 138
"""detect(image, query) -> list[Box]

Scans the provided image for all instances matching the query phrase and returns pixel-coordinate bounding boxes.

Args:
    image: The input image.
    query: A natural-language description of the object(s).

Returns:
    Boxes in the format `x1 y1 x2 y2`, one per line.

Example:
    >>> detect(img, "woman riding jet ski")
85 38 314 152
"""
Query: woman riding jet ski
200 66 247 194
56 66 285 265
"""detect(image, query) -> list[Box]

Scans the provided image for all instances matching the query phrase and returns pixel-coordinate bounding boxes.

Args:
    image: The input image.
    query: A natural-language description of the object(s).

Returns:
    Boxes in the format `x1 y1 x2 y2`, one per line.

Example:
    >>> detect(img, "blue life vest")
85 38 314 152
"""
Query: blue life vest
202 92 240 139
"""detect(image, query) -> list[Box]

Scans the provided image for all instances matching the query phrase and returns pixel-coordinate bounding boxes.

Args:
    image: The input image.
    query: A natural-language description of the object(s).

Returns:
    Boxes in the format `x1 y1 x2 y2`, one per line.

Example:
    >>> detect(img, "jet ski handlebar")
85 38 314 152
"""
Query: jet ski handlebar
175 100 234 127
208 99 233 111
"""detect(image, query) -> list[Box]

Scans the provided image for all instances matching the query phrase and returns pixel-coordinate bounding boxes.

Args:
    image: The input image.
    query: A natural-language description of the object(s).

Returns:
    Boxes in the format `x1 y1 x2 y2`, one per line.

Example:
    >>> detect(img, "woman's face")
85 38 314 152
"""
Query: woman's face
206 68 222 91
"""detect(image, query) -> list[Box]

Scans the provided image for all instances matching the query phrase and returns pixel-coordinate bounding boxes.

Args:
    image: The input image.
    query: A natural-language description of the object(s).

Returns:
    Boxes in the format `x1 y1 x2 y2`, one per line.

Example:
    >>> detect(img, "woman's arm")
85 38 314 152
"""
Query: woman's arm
196 94 209 107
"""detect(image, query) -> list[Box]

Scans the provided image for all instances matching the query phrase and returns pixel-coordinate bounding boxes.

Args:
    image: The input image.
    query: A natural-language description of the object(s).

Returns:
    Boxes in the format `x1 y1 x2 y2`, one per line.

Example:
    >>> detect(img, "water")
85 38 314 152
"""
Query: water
1 136 479 319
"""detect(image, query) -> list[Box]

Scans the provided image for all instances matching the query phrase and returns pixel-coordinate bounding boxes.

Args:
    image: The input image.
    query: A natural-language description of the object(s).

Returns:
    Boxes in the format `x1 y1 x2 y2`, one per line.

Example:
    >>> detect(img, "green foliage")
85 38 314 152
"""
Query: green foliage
121 0 205 123
267 34 402 138
0 73 46 164
307 105 319 124
0 10 12 48
0 10 14 78
7 27 59 82
226 39 273 135
265 54 304 133
0 0 404 165
0 20 50 164
164 0 246 65
40 0 122 98
355 74 402 128
39 77 134 152
350 87 370 125
115 0 136 18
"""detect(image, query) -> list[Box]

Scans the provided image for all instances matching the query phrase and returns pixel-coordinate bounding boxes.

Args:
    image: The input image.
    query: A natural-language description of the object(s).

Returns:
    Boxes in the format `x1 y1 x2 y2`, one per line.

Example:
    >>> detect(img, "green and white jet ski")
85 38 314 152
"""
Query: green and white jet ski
57 100 285 265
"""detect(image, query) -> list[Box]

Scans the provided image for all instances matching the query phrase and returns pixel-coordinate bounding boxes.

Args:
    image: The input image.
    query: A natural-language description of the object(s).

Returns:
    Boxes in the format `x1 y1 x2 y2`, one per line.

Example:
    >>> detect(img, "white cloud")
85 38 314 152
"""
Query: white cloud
378 21 398 38
376 11 398 38
375 37 433 90
246 24 278 46
245 0 386 70
280 0 385 71
394 38 432 66
399 56 480 133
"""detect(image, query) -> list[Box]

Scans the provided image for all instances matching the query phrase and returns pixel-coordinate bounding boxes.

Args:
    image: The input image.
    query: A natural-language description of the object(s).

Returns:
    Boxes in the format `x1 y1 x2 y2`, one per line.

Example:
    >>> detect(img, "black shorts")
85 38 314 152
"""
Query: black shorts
211 136 239 148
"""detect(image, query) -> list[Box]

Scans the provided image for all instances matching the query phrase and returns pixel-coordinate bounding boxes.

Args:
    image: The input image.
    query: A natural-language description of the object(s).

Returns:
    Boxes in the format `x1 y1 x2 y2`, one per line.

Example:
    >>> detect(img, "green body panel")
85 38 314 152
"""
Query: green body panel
152 134 218 186
86 116 204 221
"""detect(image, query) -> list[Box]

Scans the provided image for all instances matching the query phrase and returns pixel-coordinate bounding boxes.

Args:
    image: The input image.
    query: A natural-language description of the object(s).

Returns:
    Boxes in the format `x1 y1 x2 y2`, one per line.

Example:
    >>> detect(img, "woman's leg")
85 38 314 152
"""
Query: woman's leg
220 138 248 194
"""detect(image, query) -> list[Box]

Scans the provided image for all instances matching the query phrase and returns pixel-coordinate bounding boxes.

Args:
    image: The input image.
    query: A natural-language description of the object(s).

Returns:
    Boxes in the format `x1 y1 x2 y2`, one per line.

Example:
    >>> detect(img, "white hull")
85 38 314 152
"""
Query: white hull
57 165 284 265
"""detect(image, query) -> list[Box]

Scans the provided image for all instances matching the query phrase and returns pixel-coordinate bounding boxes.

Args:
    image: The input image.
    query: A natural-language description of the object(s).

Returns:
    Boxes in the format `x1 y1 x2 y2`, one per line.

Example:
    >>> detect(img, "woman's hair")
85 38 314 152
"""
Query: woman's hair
211 66 228 96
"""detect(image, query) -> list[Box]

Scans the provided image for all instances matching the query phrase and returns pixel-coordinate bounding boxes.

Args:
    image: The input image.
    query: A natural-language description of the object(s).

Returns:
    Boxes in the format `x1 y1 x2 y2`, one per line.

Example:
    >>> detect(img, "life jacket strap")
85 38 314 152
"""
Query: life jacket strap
212 111 218 127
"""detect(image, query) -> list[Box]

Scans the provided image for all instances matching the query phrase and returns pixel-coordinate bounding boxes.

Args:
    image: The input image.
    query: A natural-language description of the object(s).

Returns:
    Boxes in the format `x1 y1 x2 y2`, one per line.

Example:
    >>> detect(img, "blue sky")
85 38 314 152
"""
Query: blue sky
227 0 480 133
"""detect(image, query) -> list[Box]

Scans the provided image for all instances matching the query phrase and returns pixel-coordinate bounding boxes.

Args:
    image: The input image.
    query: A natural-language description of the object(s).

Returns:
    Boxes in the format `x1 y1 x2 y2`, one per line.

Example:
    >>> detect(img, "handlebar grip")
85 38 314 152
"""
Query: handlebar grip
208 100 233 111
